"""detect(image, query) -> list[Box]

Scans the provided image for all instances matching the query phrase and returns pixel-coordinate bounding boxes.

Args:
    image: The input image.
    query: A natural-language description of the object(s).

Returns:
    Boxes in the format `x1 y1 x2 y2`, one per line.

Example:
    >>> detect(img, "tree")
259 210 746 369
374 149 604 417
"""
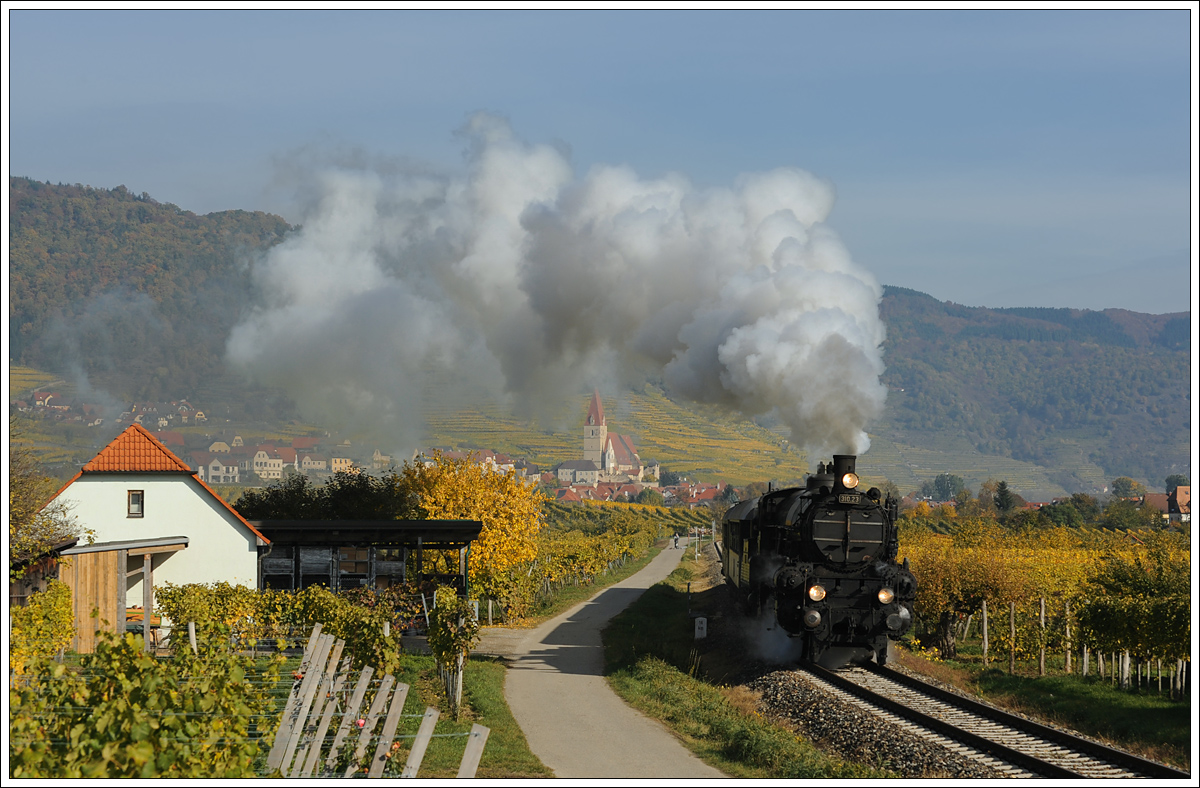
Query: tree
993 481 1024 515
1101 498 1162 531
636 487 665 506
395 453 547 604
742 481 769 500
233 470 417 520
9 440 86 572
1038 499 1084 528
659 469 684 486
1164 474 1189 495
920 473 967 502
1110 476 1146 499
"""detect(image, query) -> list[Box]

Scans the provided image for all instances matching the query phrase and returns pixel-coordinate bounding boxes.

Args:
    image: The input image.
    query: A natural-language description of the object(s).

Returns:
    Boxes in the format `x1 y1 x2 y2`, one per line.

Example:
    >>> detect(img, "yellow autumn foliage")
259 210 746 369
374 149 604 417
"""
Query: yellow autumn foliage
398 452 548 601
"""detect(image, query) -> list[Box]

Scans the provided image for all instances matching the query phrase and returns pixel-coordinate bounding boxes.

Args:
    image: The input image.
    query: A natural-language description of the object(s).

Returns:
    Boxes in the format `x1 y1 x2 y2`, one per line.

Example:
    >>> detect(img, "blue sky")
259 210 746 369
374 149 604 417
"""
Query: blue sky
6 7 1196 313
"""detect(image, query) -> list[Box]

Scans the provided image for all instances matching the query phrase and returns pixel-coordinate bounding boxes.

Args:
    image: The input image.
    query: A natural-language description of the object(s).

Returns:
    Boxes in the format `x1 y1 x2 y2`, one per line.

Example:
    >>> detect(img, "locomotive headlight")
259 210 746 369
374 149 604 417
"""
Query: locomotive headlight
808 584 827 602
877 587 895 604
841 472 860 489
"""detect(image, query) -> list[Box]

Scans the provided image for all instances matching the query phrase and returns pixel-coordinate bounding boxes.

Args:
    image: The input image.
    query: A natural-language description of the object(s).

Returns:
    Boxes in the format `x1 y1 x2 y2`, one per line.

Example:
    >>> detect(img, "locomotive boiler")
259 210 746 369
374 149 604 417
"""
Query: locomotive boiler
721 454 915 667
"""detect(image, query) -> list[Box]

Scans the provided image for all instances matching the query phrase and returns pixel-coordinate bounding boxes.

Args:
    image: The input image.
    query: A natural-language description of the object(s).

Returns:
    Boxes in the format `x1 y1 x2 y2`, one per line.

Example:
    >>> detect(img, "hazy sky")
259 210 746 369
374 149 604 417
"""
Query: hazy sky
5 6 1196 314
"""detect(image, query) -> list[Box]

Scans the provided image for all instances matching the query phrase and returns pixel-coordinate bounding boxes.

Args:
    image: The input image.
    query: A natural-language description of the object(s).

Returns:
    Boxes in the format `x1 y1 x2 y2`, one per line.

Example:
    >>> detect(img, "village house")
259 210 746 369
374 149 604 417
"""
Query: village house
39 424 269 651
556 459 600 486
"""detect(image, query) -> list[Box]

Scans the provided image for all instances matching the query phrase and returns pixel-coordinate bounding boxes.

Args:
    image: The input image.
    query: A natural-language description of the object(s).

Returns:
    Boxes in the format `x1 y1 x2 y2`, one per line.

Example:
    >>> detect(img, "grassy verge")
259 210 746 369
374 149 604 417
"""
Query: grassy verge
601 550 892 778
258 652 550 777
895 645 1191 771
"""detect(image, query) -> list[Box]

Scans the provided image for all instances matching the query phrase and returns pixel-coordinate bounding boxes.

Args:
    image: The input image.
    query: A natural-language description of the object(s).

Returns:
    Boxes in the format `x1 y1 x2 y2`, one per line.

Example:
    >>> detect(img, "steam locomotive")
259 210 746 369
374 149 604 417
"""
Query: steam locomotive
721 454 916 667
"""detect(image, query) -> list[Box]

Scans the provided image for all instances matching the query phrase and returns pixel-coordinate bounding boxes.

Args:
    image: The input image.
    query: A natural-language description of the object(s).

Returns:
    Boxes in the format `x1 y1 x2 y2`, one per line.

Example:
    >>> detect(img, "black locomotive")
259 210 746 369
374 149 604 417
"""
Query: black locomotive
721 454 915 667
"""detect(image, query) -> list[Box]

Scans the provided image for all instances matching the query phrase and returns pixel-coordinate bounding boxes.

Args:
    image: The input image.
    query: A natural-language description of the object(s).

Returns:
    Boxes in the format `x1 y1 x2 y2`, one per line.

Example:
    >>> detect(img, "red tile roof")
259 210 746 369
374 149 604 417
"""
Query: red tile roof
82 424 194 472
45 426 269 546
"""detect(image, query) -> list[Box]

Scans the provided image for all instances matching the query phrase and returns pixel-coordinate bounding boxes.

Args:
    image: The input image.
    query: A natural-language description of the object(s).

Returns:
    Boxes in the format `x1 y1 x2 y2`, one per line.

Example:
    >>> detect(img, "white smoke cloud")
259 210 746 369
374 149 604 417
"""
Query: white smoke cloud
227 115 887 460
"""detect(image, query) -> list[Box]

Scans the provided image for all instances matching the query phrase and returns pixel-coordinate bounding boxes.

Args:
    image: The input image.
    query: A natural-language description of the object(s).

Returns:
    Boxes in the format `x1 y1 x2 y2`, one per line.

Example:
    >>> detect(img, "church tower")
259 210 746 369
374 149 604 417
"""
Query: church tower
583 389 607 468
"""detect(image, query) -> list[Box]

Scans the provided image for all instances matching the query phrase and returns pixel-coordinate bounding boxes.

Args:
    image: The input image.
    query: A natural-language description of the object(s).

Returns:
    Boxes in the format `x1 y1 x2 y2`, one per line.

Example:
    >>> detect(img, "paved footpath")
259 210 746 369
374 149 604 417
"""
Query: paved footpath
475 541 727 779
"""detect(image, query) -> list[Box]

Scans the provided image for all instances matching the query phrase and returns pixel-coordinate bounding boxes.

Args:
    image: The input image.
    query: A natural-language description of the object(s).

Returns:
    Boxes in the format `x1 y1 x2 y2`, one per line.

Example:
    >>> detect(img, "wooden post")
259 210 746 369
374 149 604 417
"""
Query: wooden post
117 549 127 635
266 624 323 773
963 613 973 641
367 683 410 777
1097 650 1104 678
344 673 396 777
981 601 988 666
288 640 345 777
488 598 493 626
324 666 374 771
1039 596 1046 677
188 621 197 655
1157 659 1162 694
1122 650 1130 690
300 657 352 777
142 553 153 653
280 633 336 774
401 707 440 778
1064 600 1072 674
457 724 491 778
1082 645 1089 677
1009 601 1016 674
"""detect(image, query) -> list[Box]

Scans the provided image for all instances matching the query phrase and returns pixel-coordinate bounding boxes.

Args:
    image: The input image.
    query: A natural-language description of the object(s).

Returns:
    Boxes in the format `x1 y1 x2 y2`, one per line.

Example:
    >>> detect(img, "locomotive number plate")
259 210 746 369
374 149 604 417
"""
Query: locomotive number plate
838 494 861 504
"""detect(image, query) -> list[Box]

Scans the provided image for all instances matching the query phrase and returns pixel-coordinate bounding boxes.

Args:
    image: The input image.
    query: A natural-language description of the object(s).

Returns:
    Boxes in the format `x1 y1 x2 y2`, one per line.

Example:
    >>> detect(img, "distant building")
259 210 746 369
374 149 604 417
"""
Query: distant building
581 390 642 482
1169 485 1191 523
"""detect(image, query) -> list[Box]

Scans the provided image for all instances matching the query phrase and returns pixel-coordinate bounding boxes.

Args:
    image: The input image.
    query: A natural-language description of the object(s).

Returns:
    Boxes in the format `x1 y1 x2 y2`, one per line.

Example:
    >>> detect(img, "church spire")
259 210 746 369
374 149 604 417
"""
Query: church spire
586 388 606 427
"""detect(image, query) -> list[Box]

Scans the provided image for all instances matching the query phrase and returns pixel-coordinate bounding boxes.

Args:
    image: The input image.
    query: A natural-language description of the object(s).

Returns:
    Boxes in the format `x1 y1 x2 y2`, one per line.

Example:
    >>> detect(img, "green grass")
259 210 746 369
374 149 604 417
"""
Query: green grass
897 642 1191 771
601 552 892 779
253 651 549 778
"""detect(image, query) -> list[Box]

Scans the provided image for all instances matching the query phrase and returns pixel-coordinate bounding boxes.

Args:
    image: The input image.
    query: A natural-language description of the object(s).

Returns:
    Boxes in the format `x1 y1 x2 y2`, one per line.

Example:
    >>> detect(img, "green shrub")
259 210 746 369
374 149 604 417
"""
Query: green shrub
9 624 281 778
9 579 74 674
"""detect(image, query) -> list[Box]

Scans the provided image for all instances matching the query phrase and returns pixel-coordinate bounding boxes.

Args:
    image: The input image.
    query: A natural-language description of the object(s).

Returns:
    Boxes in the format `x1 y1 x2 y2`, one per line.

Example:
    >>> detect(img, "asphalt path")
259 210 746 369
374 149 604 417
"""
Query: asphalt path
480 540 727 779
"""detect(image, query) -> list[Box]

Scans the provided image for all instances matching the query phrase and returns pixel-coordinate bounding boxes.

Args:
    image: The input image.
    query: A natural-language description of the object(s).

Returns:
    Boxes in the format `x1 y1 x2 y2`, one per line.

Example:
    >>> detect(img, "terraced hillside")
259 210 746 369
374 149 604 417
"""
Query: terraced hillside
420 383 809 487
9 365 63 400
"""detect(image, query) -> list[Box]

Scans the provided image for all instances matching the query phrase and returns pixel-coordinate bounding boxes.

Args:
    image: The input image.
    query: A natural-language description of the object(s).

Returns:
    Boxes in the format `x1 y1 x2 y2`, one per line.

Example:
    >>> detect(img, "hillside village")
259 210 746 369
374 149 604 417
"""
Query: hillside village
14 387 734 508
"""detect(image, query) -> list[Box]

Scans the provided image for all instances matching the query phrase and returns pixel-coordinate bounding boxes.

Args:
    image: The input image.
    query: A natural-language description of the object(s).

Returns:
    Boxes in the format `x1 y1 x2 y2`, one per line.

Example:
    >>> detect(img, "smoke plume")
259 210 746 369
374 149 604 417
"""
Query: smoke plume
227 115 887 459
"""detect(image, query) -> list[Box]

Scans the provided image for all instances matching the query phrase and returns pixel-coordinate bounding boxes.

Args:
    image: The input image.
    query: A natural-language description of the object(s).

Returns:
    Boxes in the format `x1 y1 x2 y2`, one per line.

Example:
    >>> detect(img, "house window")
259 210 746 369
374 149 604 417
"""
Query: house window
128 490 144 518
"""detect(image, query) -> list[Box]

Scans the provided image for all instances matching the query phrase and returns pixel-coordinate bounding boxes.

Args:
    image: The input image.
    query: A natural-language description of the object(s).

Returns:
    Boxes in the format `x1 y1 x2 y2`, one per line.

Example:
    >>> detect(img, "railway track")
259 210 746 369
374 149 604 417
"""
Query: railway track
799 661 1189 779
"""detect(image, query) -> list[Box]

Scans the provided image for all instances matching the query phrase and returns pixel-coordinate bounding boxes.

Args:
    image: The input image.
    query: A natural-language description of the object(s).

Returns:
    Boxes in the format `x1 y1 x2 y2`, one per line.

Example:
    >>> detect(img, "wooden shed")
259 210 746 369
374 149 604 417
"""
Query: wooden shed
59 536 188 653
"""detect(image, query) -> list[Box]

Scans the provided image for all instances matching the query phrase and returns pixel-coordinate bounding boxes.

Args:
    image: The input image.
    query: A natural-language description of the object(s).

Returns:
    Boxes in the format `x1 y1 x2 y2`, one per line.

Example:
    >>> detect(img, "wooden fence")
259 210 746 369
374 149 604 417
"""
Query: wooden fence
266 624 489 778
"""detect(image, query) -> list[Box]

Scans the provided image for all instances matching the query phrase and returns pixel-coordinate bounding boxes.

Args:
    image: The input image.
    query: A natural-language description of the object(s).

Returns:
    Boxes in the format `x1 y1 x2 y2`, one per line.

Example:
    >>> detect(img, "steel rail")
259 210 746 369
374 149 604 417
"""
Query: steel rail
857 661 1189 780
802 661 1081 778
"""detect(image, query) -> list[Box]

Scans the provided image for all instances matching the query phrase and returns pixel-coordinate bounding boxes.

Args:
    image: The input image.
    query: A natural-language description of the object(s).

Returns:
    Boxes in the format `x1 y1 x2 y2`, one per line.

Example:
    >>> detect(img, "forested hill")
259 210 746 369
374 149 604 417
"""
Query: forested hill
878 286 1190 490
8 176 292 399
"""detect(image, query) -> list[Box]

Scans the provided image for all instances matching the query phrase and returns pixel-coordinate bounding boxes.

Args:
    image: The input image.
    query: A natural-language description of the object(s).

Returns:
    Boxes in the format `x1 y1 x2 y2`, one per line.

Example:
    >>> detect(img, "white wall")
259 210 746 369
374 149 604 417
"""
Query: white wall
53 473 260 603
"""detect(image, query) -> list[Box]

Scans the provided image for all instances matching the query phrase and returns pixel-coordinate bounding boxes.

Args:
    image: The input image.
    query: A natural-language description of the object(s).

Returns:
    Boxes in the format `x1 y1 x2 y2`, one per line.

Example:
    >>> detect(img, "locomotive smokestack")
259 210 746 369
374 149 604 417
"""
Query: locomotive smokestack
832 454 859 493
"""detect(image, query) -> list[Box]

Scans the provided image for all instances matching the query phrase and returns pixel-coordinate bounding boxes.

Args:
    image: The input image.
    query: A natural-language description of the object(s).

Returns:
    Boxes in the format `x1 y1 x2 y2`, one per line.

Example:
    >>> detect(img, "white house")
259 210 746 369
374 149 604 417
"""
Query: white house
45 424 269 605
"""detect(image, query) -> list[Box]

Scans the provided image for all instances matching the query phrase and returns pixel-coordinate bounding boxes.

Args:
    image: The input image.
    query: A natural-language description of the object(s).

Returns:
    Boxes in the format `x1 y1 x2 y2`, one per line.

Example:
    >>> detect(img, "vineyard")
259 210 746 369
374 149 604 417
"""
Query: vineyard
898 518 1191 696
